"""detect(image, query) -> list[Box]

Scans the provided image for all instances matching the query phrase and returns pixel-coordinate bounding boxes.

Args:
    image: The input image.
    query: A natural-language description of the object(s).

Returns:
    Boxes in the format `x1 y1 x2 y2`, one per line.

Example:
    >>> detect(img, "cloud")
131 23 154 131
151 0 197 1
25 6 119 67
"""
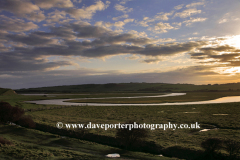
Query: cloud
218 12 240 24
34 0 74 9
72 0 82 3
174 8 202 18
0 0 39 15
0 65 223 89
0 53 72 72
174 4 184 10
137 41 206 56
119 0 132 5
136 11 174 28
190 45 240 67
26 10 46 22
65 1 110 19
6 32 58 46
157 38 176 43
128 30 148 38
183 17 207 26
123 18 134 23
125 54 139 60
0 15 38 32
95 19 133 29
0 21 209 72
140 57 162 64
114 4 133 13
148 22 176 33
112 14 129 21
0 0 45 21
46 10 67 23
155 11 174 21
186 1 205 8
114 21 126 28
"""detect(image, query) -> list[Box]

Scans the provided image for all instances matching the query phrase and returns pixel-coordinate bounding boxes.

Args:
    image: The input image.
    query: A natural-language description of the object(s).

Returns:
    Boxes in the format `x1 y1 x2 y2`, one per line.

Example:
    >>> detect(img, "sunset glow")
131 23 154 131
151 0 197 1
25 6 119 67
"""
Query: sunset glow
1 0 240 89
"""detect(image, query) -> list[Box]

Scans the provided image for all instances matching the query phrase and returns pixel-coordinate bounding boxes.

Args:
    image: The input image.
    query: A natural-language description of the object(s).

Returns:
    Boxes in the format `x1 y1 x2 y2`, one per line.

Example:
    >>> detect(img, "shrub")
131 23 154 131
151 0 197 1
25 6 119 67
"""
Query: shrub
0 136 13 145
17 115 36 128
201 138 222 154
0 102 13 122
10 106 25 122
0 102 25 123
116 121 149 149
224 140 240 158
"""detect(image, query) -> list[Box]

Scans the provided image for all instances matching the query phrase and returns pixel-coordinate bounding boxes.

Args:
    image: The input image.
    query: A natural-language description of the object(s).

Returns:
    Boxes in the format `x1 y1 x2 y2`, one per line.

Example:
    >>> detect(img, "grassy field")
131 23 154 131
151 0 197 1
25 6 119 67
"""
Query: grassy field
1 84 240 159
27 102 240 148
1 124 177 160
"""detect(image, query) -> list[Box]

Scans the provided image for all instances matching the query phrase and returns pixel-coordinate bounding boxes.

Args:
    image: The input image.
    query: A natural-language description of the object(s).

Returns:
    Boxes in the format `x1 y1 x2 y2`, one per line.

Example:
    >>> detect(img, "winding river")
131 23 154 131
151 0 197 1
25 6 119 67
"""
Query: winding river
25 93 240 106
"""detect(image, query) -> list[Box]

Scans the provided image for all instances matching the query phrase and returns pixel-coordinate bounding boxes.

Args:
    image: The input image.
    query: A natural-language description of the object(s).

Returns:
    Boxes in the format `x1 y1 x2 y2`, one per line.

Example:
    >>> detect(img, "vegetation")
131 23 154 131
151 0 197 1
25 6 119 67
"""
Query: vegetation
116 121 149 149
0 83 240 159
0 136 13 146
0 101 35 129
16 82 240 93
0 88 16 96
0 102 24 123
224 140 240 159
0 124 175 160
201 138 222 154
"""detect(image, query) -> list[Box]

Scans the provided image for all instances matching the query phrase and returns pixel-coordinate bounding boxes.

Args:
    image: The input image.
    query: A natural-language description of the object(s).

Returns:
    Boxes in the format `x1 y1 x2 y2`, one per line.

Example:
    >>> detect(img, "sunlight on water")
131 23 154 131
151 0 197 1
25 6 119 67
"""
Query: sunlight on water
25 93 240 106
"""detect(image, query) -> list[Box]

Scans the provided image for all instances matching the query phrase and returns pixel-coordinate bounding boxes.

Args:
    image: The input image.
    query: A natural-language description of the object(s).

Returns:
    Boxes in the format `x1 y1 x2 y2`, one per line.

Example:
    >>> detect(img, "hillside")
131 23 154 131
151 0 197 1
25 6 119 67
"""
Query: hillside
0 88 17 96
15 82 240 93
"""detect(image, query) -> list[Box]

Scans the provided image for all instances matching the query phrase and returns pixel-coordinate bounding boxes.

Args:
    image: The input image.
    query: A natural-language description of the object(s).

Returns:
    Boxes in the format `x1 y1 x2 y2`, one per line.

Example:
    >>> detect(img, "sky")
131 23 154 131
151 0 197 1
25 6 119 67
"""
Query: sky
1 0 240 89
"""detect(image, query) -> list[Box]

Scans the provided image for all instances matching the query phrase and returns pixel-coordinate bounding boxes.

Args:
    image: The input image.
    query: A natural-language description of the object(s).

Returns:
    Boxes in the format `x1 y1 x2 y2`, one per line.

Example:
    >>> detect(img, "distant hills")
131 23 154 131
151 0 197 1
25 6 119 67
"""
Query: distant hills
0 88 17 96
15 82 240 93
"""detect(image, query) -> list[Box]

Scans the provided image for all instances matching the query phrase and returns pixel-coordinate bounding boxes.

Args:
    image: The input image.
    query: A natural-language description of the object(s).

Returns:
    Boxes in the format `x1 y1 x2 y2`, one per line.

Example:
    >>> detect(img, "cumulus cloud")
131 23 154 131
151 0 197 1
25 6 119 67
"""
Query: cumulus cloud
124 18 134 23
34 0 74 9
136 11 174 27
174 4 184 10
95 19 133 29
186 1 205 8
174 8 202 18
148 22 176 33
0 0 39 15
190 45 240 67
114 4 133 13
112 14 129 21
46 10 67 23
128 30 148 38
0 53 72 72
183 17 207 26
0 21 209 72
0 0 45 22
6 32 58 46
65 1 110 19
0 15 38 32
155 11 174 21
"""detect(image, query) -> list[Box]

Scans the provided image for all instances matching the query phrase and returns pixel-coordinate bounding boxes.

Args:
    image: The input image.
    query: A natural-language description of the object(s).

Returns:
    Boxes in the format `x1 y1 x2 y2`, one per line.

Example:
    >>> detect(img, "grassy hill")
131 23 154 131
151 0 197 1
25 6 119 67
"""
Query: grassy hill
0 88 16 96
16 82 240 93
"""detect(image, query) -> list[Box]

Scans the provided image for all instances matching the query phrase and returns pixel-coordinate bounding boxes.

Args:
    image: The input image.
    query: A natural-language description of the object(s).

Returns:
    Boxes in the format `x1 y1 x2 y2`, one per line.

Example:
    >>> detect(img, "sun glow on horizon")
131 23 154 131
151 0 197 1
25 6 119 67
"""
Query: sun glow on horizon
223 35 240 49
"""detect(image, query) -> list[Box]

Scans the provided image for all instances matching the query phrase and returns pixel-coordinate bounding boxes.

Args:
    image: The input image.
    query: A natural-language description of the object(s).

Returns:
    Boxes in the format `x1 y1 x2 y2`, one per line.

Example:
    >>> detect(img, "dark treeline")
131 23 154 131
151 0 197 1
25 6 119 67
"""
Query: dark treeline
15 82 240 93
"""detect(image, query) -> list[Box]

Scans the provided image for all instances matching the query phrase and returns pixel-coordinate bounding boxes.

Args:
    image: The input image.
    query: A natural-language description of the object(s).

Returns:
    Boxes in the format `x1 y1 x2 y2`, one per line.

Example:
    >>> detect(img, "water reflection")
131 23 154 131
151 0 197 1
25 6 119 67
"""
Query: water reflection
25 93 240 106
